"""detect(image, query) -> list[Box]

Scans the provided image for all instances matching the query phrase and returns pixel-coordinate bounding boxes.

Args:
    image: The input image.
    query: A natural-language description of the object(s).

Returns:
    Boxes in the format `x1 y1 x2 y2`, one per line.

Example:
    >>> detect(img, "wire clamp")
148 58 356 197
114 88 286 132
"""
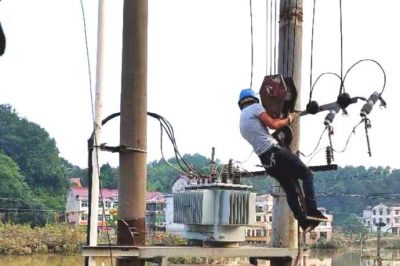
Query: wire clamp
98 144 147 153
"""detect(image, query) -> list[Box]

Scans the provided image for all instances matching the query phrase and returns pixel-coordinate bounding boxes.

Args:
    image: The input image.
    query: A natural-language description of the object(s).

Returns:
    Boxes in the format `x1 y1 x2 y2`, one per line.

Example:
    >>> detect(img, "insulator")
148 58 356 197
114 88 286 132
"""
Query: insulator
221 165 229 183
228 159 233 179
325 146 333 165
360 92 380 117
233 167 241 184
211 174 217 183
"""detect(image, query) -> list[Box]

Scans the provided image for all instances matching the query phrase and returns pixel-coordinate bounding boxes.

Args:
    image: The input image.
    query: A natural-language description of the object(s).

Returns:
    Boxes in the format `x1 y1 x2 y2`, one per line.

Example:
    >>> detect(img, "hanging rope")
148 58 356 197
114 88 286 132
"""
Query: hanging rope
291 0 299 77
274 0 278 74
309 0 317 102
249 0 254 89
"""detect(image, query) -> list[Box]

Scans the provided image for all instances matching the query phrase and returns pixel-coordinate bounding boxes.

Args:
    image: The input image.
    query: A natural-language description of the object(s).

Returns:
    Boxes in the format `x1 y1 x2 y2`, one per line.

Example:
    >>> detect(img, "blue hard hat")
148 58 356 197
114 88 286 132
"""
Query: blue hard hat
238 88 259 104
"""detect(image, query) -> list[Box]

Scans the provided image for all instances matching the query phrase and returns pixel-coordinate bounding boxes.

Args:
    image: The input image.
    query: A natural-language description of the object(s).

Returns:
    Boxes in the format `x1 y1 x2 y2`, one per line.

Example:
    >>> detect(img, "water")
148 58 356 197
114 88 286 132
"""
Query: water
0 250 399 266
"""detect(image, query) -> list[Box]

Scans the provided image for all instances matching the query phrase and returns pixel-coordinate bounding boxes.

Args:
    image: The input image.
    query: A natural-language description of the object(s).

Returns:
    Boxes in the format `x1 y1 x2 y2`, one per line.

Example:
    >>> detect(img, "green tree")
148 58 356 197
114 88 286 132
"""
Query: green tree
100 163 118 188
0 152 48 225
0 104 69 193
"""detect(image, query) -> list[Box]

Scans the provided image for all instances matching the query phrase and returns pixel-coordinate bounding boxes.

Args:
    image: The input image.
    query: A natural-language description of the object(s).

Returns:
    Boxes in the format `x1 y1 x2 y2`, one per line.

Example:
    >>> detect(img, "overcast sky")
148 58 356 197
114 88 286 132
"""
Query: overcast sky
0 0 398 171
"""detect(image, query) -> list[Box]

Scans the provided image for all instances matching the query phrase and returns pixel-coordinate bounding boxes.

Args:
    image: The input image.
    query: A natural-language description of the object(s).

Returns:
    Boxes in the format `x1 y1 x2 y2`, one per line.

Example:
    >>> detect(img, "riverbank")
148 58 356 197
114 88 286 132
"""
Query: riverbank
2 222 400 257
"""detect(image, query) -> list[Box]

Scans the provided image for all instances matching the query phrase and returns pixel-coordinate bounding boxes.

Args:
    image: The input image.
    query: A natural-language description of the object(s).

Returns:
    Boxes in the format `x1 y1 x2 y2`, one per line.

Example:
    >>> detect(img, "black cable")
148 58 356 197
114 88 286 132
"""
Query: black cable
249 0 254 89
310 72 343 101
298 127 327 158
268 0 273 74
309 0 317 102
342 59 387 95
339 0 344 94
333 119 364 153
147 112 202 176
79 0 95 126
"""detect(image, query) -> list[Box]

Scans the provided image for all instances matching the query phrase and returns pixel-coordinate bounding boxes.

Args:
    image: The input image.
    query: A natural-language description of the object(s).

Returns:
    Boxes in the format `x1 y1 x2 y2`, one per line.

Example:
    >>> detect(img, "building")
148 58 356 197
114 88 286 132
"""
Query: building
65 187 166 232
146 191 166 233
244 194 333 245
65 187 118 228
70 177 82 188
245 194 273 244
362 203 400 234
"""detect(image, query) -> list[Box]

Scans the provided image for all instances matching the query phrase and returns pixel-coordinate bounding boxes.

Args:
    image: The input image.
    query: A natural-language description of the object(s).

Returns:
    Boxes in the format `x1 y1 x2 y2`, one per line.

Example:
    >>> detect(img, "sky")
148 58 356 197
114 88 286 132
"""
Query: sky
0 0 399 172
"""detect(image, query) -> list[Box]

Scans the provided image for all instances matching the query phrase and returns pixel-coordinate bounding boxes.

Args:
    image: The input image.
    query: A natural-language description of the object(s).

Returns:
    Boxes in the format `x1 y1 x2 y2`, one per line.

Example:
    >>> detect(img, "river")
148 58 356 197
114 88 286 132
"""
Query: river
0 249 399 266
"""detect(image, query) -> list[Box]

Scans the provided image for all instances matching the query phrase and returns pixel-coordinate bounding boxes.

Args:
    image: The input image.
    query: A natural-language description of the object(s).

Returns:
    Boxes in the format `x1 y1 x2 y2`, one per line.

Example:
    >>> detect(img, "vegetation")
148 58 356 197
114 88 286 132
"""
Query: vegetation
0 222 85 255
2 103 400 229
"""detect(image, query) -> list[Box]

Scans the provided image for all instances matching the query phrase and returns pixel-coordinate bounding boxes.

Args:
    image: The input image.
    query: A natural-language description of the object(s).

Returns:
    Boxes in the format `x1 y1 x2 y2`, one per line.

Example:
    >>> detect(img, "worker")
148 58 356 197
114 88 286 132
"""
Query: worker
238 88 327 232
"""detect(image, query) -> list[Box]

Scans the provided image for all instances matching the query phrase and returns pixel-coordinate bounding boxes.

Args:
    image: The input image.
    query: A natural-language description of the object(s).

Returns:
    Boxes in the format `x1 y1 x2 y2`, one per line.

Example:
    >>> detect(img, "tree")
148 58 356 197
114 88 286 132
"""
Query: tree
100 163 118 188
0 104 69 193
0 152 48 225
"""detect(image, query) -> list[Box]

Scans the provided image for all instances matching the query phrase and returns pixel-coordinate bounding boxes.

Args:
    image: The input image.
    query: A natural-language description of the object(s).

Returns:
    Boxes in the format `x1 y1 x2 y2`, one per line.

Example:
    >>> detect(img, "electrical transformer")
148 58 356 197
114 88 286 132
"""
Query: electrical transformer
173 183 256 243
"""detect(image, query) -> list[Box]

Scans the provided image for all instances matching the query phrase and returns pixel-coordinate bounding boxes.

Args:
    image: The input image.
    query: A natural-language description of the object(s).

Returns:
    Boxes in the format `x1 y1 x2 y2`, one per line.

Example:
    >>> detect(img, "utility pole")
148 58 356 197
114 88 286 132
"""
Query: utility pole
117 0 148 266
87 1 106 265
271 1 303 265
376 222 385 266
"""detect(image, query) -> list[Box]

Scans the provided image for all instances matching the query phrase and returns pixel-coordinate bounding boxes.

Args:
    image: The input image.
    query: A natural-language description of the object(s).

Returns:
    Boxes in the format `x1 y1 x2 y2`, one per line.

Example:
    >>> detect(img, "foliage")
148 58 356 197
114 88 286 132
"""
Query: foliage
2 103 400 230
101 163 119 188
312 165 400 226
0 222 86 255
0 104 69 193
386 239 400 249
146 231 187 246
0 152 50 225
147 153 217 193
0 104 69 217
310 239 341 249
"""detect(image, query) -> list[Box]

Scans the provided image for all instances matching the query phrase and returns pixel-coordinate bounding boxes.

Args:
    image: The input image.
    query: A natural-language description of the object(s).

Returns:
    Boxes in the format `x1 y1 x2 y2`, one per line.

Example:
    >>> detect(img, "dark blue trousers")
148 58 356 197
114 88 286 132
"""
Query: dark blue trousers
259 146 318 221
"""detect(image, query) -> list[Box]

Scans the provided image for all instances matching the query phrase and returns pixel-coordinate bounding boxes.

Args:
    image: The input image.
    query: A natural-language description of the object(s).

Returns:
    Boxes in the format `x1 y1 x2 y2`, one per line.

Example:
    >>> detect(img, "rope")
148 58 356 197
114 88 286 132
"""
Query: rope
249 0 254 89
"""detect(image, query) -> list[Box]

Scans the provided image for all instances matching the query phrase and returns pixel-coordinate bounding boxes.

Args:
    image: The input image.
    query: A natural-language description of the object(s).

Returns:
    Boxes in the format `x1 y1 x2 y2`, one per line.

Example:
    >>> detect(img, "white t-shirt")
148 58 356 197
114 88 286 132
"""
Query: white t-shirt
240 103 278 155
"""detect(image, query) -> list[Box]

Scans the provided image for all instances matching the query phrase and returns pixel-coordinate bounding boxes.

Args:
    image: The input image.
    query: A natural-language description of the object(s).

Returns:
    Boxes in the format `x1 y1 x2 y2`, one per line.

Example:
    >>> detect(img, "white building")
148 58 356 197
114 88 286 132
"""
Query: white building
65 187 118 228
304 207 333 245
65 187 166 231
245 194 273 244
245 194 333 245
362 203 400 234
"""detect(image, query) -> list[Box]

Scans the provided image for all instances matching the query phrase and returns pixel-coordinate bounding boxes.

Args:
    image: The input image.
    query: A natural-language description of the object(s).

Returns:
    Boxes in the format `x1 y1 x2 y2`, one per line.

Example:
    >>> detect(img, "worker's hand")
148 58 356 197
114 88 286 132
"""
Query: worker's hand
288 112 300 124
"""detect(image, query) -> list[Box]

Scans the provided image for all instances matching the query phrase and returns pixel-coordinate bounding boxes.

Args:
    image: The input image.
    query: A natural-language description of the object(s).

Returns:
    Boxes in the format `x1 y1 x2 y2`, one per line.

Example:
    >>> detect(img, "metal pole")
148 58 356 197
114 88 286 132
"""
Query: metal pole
117 0 148 265
376 223 382 266
87 1 106 265
271 1 303 265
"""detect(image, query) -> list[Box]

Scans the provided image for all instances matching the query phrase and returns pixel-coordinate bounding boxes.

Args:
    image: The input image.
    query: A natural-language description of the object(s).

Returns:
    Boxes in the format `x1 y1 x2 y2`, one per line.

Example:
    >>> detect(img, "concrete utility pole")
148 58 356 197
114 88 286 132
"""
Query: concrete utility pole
271 0 303 265
117 0 148 266
376 222 385 266
87 1 106 265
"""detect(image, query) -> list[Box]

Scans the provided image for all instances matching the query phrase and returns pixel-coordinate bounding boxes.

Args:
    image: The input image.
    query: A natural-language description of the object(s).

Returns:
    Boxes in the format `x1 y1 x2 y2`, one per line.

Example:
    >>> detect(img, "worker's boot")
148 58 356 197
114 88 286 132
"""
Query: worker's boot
307 208 328 221
299 218 319 233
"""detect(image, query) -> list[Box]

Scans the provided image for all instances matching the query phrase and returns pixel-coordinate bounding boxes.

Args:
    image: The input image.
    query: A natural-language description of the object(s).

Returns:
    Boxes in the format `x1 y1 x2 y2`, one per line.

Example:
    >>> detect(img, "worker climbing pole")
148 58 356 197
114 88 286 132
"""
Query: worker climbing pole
270 1 303 265
258 1 388 265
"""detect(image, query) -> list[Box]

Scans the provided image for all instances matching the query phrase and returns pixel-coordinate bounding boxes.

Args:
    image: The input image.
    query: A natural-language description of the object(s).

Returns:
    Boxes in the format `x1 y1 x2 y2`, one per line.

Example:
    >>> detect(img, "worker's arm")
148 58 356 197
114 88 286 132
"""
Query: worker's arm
259 111 290 130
